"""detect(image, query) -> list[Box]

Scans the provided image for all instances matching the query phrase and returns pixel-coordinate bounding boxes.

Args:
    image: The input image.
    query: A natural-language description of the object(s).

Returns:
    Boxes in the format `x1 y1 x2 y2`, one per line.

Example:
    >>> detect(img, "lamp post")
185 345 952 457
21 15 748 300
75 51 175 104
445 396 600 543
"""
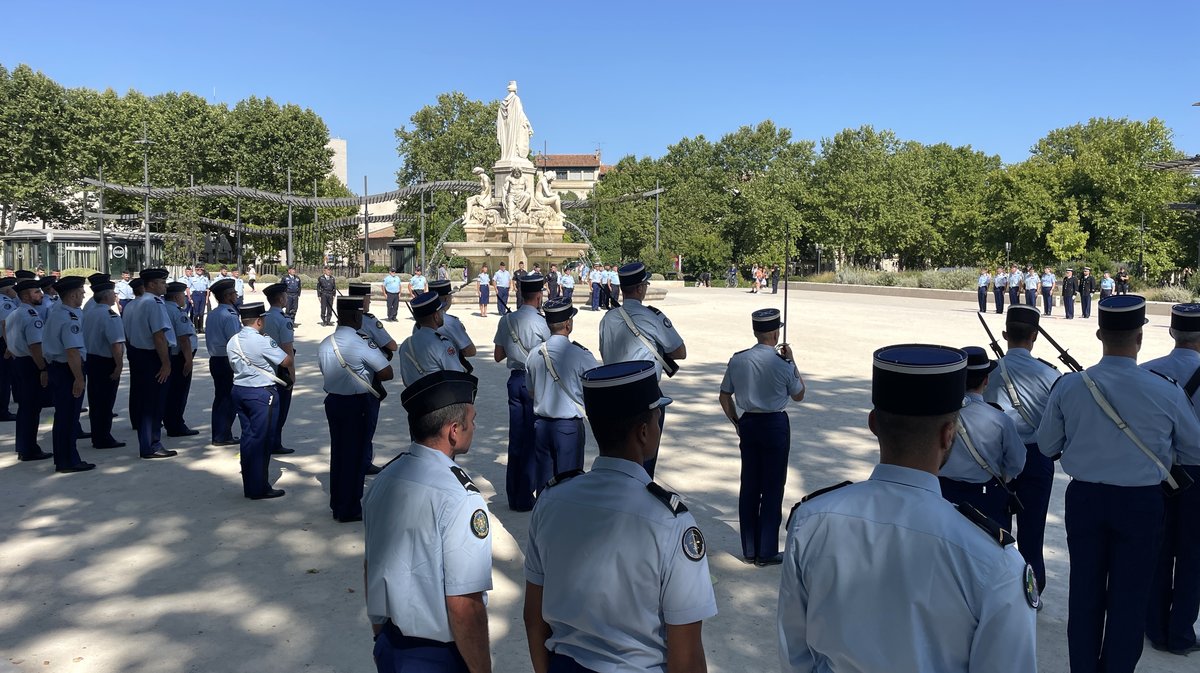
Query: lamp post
815 243 823 275
133 123 154 267
97 165 107 274
419 172 426 272
362 176 370 273
1005 241 1011 268
1139 212 1146 280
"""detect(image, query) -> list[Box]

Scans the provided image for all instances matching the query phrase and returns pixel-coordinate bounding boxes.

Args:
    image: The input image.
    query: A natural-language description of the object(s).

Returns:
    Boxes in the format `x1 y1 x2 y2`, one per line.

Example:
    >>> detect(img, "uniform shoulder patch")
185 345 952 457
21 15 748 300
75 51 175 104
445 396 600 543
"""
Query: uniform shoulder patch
546 469 584 488
33 320 42 329
376 320 384 329
70 325 80 334
1023 563 1041 609
647 482 688 515
681 526 706 561
449 465 480 493
470 509 489 539
286 322 294 330
269 339 278 348
956 502 1015 546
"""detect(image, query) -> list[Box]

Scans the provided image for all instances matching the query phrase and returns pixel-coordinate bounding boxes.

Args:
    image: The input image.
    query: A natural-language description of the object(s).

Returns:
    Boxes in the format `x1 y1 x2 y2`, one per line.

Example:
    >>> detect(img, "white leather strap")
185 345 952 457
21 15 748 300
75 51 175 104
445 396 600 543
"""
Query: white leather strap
331 335 381 399
1079 371 1175 488
538 342 585 416
617 306 668 371
230 334 288 387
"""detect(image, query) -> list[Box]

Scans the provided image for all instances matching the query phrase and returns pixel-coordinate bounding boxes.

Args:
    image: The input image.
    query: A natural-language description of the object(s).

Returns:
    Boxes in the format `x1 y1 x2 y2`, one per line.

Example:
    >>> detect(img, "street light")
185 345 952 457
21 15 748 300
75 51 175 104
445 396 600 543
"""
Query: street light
1139 212 1146 279
133 122 154 267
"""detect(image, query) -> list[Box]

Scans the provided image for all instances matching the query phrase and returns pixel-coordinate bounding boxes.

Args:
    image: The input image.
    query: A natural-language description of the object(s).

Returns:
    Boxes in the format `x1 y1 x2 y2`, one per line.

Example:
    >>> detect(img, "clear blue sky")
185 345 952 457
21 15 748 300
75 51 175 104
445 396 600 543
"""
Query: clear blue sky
3 0 1197 191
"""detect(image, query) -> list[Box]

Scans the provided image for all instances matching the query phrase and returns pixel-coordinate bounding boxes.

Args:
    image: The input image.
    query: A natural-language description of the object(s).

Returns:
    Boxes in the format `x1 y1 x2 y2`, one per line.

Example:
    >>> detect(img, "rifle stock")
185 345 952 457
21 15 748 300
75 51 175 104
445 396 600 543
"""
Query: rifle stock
1037 326 1084 373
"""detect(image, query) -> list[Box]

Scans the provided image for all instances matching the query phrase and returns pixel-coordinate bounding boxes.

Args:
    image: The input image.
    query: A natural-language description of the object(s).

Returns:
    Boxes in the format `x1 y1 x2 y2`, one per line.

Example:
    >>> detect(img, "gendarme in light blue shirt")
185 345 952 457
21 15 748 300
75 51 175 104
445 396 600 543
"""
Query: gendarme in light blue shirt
493 304 551 370
318 326 390 395
410 273 427 293
1041 273 1056 287
1024 274 1039 290
1039 355 1200 484
983 348 1060 444
83 302 124 358
942 392 1026 483
525 334 599 419
5 304 42 357
262 306 294 347
205 303 241 357
228 326 287 387
122 294 171 350
598 298 684 380
779 463 1036 673
720 343 805 413
171 303 197 354
383 273 402 294
1142 347 1200 426
42 302 86 363
398 326 463 386
977 273 990 288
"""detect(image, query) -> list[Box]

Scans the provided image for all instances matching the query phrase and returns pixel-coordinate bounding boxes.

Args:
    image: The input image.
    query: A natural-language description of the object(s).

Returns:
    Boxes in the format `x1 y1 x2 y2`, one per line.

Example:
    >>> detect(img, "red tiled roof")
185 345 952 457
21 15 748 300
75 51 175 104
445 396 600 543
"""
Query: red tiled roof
536 153 601 168
598 164 614 176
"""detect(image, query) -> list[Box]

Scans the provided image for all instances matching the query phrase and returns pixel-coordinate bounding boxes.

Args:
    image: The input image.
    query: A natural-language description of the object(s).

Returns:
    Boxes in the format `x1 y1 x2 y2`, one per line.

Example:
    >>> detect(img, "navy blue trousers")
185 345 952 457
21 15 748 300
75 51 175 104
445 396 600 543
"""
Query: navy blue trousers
939 476 1009 529
1025 289 1037 306
534 416 585 488
548 653 599 673
977 286 988 312
563 287 574 301
738 412 790 559
0 337 12 413
48 362 84 470
1012 443 1054 591
85 356 119 446
1064 294 1075 319
129 347 166 456
373 623 467 673
1065 480 1164 673
233 385 276 497
1147 464 1200 651
189 292 206 321
1042 288 1053 315
496 287 510 315
590 283 600 310
325 393 370 520
1009 286 1021 306
273 383 292 453
506 370 537 510
209 356 235 442
13 357 44 458
1081 292 1093 318
362 393 381 470
993 287 1005 314
163 351 193 434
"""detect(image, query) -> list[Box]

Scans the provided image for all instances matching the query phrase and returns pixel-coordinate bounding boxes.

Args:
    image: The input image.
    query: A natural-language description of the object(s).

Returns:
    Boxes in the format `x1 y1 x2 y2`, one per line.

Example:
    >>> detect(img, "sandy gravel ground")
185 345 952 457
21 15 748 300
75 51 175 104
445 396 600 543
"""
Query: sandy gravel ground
1 285 1194 672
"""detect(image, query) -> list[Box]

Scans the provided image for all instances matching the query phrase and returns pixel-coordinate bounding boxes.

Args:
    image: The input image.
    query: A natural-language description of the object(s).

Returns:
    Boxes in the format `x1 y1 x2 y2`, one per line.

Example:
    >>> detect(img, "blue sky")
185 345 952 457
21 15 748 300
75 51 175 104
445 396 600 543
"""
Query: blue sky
3 0 1197 191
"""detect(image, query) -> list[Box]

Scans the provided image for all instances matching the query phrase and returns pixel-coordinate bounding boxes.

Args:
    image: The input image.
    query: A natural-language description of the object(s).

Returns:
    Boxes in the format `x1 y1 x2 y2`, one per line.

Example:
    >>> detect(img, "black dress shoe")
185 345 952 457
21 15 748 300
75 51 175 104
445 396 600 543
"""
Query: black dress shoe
334 513 363 522
57 462 96 473
19 451 54 461
271 447 296 455
92 441 127 449
167 428 200 437
248 489 285 500
212 438 240 446
365 464 383 475
141 449 178 459
0 412 16 421
755 554 784 567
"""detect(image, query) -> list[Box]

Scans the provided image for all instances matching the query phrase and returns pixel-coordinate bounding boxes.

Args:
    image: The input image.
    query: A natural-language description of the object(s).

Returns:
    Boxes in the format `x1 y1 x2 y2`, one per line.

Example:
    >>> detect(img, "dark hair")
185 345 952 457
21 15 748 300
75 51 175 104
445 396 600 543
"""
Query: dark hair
410 403 470 443
590 409 656 449
966 371 989 390
874 409 958 460
1006 323 1036 342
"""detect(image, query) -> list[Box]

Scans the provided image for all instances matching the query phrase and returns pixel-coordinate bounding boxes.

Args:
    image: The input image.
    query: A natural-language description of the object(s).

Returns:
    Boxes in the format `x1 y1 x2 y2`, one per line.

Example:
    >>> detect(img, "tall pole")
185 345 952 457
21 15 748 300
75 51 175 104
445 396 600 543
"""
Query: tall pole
313 178 319 269
654 179 661 253
286 168 293 266
1139 212 1145 280
134 122 153 268
419 173 426 272
363 175 370 273
236 171 243 270
783 215 789 346
97 165 107 274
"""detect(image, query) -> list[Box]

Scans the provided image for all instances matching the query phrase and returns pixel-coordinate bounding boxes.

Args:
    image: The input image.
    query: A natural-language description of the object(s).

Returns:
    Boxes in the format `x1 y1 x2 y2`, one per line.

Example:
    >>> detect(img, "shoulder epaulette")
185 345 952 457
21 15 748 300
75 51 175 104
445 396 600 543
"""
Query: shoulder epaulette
26 309 36 316
646 305 663 315
646 482 687 515
1150 369 1179 386
449 465 480 493
381 452 408 470
69 313 79 320
957 502 1015 546
571 340 589 350
786 481 853 529
987 401 1003 411
364 312 375 318
1037 358 1058 371
545 469 584 488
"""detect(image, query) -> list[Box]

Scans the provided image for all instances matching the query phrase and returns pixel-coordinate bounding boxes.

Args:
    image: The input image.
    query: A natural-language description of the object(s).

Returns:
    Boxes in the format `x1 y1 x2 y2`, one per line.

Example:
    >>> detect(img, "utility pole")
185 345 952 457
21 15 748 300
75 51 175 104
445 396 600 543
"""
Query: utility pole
286 168 293 266
97 165 107 274
236 171 243 270
654 179 661 252
419 173 426 272
134 122 154 267
363 176 370 273
1139 212 1146 280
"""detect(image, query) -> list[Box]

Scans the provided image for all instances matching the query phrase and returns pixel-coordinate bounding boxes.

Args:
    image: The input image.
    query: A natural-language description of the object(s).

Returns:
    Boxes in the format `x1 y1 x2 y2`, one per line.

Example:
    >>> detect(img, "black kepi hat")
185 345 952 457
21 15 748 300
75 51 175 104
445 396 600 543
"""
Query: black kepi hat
429 279 452 296
91 281 115 293
1170 303 1200 332
401 370 478 418
618 262 651 288
165 281 187 294
0 278 17 290
962 345 998 377
210 278 235 297
15 279 40 293
1006 304 1040 327
752 308 782 333
1098 295 1147 331
238 302 266 320
53 276 85 293
263 283 287 300
518 272 545 294
543 297 577 324
130 278 144 291
581 361 672 421
348 283 372 297
872 344 968 416
336 295 363 315
37 277 56 290
410 291 441 319
139 268 169 281
87 272 110 286
14 270 35 279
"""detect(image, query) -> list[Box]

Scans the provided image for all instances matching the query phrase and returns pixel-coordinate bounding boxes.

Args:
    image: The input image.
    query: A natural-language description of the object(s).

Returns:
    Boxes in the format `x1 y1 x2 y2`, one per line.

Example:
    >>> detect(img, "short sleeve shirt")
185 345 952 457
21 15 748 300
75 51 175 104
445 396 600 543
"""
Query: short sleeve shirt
262 307 295 347
492 304 551 370
43 303 86 363
123 294 171 350
318 326 390 395
228 326 287 387
720 344 804 413
398 327 464 386
83 302 125 357
598 298 684 379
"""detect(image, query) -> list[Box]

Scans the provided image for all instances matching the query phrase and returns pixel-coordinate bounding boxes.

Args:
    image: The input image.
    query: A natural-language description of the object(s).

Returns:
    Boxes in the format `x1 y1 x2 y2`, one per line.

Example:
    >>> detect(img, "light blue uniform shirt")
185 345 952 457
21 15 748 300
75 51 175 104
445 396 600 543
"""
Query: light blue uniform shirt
205 303 241 357
606 270 619 286
983 348 1060 444
359 312 394 350
1100 277 1115 291
262 307 294 347
159 300 177 350
0 295 18 325
560 273 574 290
1039 355 1200 484
720 343 805 413
1142 347 1200 422
525 456 718 671
977 273 990 288
493 269 511 290
1009 271 1023 288
526 334 599 419
37 294 54 321
171 303 196 354
363 443 492 641
228 326 287 387
994 273 1008 289
410 274 427 293
1024 273 1039 290
234 277 244 299
1041 273 1056 288
5 304 42 357
476 272 490 288
83 303 124 358
122 294 171 350
191 275 209 292
42 302 86 363
382 274 402 294
437 310 472 352
598 298 685 380
493 304 551 371
114 279 134 300
318 326 390 395
942 392 1026 483
398 326 463 386
779 464 1036 673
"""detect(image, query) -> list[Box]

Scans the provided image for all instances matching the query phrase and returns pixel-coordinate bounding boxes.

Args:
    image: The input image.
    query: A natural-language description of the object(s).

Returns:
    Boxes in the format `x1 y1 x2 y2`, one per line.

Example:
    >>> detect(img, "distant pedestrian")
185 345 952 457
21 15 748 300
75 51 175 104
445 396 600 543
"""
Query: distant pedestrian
771 265 780 294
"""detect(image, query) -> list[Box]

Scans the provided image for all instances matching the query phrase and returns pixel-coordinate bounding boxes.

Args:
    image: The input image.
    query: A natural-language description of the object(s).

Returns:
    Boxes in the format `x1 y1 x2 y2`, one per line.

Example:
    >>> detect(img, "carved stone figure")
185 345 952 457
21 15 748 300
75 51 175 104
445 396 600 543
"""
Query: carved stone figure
534 171 562 215
496 81 533 163
503 168 532 223
463 167 494 225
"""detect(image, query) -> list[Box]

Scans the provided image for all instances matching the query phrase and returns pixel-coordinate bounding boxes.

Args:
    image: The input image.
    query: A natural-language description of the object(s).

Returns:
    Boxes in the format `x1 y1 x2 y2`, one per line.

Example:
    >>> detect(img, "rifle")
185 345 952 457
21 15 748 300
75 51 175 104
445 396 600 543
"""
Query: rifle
1038 326 1084 373
977 313 1005 360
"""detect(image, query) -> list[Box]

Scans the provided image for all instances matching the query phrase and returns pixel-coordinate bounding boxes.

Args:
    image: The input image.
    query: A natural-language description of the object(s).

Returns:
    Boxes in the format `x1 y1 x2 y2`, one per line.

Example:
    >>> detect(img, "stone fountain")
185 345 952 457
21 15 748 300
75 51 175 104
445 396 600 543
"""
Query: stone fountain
446 81 592 272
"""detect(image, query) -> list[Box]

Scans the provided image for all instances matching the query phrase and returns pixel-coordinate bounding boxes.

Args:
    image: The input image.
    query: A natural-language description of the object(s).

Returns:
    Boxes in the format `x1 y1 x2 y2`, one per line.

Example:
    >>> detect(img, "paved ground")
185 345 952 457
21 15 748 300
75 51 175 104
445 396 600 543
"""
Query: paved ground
1 285 1194 672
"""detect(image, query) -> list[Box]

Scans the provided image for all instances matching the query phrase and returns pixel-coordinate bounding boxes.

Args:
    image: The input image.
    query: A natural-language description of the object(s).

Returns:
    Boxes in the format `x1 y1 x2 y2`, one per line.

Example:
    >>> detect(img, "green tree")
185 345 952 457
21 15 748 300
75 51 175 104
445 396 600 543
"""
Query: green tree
0 64 73 230
1046 202 1089 262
